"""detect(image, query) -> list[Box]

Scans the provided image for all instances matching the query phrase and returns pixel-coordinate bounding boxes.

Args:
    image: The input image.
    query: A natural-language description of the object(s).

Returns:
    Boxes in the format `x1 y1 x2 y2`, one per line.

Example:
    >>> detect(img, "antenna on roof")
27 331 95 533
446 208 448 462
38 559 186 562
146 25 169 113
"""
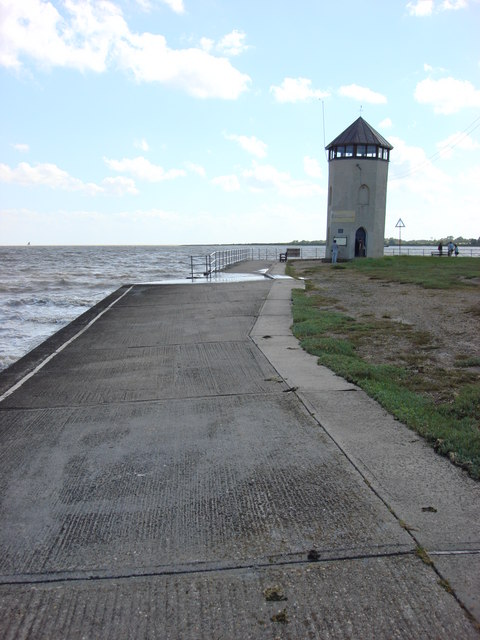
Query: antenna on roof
322 100 328 161
359 104 363 115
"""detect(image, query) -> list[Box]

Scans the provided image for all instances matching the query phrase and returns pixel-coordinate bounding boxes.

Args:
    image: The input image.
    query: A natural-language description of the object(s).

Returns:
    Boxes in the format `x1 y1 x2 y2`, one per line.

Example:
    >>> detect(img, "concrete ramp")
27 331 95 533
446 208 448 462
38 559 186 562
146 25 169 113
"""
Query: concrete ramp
0 277 478 638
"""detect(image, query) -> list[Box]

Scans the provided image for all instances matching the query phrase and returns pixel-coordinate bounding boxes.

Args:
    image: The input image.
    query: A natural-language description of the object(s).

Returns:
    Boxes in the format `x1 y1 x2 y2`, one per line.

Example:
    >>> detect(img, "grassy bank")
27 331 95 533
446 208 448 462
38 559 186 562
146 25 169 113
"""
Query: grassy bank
289 256 480 479
337 254 480 289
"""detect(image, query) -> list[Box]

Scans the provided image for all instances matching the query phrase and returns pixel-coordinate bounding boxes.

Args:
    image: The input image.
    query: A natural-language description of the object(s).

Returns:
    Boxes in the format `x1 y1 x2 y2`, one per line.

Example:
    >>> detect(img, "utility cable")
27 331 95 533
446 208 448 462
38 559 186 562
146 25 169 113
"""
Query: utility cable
390 113 480 181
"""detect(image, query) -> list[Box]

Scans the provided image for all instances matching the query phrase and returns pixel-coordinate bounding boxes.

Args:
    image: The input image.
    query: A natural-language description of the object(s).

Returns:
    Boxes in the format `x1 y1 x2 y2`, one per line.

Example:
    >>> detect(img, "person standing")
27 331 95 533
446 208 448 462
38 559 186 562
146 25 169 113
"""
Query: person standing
331 239 338 264
454 244 459 257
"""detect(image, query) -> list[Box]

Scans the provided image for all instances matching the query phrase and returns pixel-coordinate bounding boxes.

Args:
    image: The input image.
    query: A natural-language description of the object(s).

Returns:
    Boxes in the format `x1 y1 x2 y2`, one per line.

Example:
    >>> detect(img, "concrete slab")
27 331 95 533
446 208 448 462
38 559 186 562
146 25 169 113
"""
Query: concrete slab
0 393 411 576
0 556 476 639
432 553 480 620
253 338 356 393
2 342 285 408
115 281 272 307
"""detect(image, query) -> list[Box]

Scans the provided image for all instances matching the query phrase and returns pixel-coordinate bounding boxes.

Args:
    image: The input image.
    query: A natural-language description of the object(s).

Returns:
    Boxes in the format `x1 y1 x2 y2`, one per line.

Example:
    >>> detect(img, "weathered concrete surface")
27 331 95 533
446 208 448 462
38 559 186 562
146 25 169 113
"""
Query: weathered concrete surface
0 557 473 640
0 261 478 638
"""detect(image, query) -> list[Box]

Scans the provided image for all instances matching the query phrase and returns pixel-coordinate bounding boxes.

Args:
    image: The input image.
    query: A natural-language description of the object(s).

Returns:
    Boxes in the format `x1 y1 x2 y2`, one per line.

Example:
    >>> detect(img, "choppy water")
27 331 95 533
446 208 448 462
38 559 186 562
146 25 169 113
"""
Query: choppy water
0 244 325 371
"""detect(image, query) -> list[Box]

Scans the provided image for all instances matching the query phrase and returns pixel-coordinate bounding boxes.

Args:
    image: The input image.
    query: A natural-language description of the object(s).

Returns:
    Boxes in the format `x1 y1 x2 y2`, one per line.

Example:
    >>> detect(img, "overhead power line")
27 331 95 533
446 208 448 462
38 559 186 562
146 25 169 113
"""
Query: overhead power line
389 113 480 181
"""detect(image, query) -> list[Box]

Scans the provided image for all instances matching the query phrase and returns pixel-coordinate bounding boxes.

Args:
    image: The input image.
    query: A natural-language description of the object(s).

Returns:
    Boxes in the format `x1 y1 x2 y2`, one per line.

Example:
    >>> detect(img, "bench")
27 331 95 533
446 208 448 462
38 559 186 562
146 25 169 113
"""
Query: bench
430 251 455 257
279 247 301 262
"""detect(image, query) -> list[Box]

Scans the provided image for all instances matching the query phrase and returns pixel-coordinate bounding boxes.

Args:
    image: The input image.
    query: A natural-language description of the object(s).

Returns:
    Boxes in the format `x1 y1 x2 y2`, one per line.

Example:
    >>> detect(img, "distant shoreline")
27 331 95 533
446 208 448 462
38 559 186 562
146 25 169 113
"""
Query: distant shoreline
1 240 479 248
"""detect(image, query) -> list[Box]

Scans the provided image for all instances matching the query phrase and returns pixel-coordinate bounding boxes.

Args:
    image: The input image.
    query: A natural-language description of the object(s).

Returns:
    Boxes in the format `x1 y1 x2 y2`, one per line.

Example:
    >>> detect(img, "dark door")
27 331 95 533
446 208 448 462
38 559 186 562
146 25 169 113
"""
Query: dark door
355 227 367 257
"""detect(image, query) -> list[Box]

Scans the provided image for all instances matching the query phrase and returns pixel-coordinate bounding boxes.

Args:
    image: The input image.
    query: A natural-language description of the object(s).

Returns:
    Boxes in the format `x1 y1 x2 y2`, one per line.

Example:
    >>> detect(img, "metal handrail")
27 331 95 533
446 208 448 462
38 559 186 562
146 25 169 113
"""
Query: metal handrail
189 248 250 279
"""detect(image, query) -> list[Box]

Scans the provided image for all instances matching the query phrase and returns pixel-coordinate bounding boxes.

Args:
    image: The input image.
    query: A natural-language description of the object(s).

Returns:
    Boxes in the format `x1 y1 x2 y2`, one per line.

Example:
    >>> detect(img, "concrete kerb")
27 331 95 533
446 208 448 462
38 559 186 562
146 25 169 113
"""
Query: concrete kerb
252 266 480 624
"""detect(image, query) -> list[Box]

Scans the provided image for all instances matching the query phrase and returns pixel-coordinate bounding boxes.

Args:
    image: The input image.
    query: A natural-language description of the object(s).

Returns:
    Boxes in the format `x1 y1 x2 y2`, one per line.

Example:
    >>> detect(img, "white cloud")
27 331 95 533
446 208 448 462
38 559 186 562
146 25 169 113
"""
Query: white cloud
0 0 250 99
422 62 447 74
11 143 30 153
303 156 322 178
133 0 153 11
199 30 249 57
388 136 452 198
242 162 323 198
116 33 250 99
407 0 468 15
458 164 480 186
338 84 387 104
134 138 149 151
406 0 435 16
440 0 467 10
436 132 480 159
379 118 393 129
185 161 206 177
200 37 214 52
225 133 267 158
414 77 480 114
270 77 329 103
103 156 186 181
0 0 128 72
216 30 249 56
0 160 141 196
153 0 185 13
130 207 181 221
211 174 240 191
101 176 138 195
0 161 103 195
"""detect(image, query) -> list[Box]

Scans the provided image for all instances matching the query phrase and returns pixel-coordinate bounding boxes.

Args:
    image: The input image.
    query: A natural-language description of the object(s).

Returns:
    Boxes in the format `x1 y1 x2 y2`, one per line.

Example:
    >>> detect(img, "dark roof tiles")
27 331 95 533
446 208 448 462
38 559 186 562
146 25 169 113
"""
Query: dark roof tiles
326 117 393 150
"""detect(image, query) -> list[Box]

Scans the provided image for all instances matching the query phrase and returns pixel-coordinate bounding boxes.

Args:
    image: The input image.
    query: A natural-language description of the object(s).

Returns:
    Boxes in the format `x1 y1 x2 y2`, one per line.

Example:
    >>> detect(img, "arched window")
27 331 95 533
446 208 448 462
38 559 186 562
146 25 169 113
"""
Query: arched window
358 184 369 205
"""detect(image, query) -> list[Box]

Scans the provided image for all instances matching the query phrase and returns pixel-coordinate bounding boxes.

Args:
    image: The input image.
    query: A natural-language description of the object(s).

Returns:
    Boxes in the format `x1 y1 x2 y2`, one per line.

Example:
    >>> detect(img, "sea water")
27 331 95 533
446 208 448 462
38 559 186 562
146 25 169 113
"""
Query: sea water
0 244 325 371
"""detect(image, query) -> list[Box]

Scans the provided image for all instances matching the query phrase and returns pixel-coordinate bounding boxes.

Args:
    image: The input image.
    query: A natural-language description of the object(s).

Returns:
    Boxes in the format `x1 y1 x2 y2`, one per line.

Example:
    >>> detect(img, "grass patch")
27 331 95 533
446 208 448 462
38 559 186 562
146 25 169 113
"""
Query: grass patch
455 355 480 368
290 287 480 479
415 546 434 566
340 256 480 290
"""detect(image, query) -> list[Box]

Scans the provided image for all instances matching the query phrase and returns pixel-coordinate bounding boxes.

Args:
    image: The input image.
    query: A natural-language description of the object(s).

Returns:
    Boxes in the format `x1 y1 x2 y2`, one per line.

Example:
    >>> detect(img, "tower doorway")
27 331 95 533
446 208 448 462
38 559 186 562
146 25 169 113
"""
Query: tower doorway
355 227 367 257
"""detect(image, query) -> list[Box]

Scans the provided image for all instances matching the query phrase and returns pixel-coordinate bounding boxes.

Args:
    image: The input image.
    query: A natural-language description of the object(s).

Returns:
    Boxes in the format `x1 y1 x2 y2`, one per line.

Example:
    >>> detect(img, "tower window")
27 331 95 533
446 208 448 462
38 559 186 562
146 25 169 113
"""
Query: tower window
356 145 366 157
328 144 390 161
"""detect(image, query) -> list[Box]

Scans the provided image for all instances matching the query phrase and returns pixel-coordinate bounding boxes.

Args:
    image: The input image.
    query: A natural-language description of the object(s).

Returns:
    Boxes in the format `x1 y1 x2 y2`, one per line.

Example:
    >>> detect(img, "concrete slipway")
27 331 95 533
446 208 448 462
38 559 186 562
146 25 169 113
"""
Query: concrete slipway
0 260 478 639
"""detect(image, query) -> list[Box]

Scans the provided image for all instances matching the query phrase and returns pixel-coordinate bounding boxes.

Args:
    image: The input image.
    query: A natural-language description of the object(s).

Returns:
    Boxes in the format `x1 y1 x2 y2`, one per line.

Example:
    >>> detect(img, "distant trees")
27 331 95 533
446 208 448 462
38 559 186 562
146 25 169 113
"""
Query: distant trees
384 237 480 246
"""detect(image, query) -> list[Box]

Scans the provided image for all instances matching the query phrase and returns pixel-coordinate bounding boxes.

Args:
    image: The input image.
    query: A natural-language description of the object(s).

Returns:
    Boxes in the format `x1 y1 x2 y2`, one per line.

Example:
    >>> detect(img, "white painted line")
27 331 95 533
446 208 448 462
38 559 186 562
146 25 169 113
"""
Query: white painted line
0 286 133 404
429 549 480 556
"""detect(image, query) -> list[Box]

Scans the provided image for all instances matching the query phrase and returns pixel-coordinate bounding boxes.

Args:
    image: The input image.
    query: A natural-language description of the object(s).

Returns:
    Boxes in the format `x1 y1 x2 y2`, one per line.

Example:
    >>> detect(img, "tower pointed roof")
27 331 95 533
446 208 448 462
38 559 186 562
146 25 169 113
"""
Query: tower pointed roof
326 117 393 150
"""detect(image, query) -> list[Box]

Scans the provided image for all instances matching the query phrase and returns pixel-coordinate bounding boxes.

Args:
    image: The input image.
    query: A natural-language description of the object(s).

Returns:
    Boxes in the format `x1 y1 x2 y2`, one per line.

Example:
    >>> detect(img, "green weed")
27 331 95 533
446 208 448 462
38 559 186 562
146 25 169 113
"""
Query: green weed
290 287 480 479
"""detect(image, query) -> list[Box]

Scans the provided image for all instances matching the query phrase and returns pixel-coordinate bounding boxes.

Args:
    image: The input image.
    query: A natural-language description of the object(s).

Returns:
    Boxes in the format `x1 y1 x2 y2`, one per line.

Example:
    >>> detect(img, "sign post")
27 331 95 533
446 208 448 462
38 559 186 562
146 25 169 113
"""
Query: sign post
395 218 405 255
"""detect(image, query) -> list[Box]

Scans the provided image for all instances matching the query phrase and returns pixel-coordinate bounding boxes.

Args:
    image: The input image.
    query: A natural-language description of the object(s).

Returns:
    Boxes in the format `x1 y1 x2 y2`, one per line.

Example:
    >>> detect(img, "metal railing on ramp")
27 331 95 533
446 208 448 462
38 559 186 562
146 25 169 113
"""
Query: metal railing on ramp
189 249 250 279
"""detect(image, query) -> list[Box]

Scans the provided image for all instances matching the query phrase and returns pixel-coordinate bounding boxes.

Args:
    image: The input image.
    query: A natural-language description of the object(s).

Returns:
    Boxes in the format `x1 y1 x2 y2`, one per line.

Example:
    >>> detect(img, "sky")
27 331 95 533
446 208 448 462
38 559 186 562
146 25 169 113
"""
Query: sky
1 0 479 245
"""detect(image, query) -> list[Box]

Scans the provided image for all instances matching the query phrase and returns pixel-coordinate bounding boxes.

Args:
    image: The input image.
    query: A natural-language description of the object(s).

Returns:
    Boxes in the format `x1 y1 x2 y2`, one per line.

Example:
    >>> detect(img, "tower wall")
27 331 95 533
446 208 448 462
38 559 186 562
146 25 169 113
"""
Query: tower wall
326 158 389 260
